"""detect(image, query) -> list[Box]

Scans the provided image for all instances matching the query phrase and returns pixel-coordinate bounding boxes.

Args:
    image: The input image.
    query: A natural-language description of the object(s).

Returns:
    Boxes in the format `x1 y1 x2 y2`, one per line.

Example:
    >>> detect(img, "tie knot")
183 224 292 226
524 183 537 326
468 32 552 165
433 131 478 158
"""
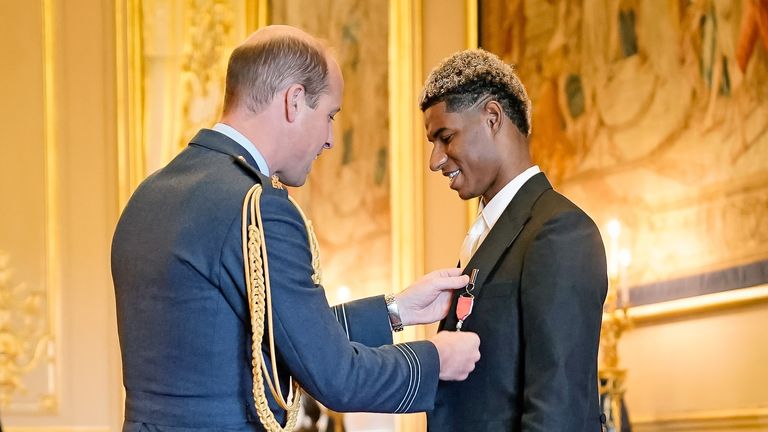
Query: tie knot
468 214 487 237
459 213 488 268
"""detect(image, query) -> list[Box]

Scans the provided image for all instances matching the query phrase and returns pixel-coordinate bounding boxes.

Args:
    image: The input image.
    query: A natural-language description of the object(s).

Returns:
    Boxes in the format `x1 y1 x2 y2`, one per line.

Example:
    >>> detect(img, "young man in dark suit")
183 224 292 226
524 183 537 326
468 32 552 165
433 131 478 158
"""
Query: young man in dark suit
112 26 481 432
421 49 608 431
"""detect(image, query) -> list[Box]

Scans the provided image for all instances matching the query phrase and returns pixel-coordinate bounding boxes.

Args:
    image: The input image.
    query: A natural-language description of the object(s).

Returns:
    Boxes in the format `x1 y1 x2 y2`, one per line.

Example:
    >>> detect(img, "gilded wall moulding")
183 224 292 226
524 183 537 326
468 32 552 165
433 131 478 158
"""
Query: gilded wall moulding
178 0 237 151
137 0 243 174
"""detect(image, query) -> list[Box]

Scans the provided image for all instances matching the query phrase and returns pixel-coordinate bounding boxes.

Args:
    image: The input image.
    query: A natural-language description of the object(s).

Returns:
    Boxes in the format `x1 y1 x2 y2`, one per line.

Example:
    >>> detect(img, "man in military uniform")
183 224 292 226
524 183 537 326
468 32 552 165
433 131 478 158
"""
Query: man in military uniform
112 25 481 431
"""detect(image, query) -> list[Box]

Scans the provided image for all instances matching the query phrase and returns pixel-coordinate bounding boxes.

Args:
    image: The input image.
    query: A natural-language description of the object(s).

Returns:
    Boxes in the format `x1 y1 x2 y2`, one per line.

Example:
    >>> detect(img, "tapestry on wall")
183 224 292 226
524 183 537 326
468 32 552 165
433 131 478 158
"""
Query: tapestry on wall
480 0 768 305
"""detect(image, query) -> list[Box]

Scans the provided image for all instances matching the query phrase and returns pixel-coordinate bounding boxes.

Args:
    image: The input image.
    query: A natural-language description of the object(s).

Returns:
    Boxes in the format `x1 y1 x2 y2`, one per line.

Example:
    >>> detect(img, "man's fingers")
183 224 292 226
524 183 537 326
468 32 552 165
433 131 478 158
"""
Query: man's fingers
432 331 481 381
428 274 470 291
430 267 464 278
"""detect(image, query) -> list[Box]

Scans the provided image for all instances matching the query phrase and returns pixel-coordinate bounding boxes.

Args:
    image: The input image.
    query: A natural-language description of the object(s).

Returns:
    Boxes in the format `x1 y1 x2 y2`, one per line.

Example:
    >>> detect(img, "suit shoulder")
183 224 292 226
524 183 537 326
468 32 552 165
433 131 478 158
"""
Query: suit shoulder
533 189 598 230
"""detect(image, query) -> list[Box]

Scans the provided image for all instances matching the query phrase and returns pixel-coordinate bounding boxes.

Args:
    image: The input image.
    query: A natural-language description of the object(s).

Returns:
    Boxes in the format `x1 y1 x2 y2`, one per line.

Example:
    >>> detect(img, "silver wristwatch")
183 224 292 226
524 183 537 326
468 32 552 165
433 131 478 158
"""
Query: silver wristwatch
385 293 404 332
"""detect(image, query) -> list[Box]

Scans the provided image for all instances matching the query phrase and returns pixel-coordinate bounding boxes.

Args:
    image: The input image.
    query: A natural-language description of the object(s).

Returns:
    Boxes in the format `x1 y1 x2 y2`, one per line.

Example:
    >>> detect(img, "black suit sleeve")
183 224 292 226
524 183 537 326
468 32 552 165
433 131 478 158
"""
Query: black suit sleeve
519 210 608 431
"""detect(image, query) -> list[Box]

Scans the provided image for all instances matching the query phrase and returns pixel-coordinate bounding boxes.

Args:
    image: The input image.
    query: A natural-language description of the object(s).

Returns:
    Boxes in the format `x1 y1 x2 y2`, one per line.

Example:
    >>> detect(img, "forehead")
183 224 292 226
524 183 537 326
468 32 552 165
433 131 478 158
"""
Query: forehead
424 102 468 134
326 58 344 101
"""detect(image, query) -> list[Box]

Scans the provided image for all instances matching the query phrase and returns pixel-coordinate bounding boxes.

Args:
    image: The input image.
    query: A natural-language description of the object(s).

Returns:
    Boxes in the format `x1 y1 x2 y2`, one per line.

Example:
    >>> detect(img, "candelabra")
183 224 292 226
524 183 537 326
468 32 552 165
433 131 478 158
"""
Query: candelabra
599 220 632 432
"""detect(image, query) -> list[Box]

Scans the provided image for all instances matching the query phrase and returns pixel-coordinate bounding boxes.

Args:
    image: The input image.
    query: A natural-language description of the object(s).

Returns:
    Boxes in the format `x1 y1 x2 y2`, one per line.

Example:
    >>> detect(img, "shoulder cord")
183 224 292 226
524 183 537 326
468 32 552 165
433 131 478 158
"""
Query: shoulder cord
241 184 323 431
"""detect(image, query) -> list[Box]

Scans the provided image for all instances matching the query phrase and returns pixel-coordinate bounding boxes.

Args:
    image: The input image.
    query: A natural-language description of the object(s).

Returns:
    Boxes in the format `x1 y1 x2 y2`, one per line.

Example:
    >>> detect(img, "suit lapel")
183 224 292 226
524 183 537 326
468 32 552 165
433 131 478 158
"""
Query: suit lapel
441 173 553 330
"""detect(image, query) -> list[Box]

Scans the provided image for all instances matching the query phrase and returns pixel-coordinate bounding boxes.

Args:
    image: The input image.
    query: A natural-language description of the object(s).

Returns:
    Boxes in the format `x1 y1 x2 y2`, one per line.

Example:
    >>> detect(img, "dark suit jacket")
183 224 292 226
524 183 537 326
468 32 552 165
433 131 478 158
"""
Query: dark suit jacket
112 129 439 431
427 173 608 432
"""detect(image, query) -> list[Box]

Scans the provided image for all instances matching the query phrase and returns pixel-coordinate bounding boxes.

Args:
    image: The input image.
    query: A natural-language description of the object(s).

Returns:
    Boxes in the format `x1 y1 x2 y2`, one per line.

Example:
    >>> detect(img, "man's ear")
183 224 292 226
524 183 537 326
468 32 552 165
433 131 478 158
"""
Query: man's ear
284 84 306 123
484 99 504 135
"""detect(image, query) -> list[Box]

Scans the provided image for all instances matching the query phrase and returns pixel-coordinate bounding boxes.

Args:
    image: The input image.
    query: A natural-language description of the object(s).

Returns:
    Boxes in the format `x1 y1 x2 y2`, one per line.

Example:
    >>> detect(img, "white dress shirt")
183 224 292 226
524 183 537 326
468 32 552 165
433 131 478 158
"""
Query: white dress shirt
212 122 270 176
474 165 541 249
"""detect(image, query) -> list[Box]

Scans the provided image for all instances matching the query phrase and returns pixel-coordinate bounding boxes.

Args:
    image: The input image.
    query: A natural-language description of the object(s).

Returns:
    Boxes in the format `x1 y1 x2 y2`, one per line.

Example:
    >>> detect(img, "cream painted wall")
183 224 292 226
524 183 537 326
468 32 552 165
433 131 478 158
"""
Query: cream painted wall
1 0 122 430
622 302 768 428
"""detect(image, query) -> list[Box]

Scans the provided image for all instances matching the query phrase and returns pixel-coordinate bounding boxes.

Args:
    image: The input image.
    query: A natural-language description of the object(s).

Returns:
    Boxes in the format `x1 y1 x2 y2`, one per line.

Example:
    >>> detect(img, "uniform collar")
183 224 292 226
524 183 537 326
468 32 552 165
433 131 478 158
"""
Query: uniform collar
212 123 270 176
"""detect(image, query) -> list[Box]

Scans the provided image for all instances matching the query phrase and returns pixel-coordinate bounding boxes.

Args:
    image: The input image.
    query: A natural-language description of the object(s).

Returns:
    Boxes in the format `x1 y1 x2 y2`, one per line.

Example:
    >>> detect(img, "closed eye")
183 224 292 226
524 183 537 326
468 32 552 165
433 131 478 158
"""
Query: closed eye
329 108 341 121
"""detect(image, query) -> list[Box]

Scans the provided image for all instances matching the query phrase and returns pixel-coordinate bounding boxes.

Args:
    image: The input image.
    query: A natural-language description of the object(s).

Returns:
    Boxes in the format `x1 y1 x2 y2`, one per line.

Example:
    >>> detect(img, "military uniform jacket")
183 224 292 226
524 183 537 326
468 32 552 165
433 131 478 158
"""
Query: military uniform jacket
112 129 439 431
427 173 608 432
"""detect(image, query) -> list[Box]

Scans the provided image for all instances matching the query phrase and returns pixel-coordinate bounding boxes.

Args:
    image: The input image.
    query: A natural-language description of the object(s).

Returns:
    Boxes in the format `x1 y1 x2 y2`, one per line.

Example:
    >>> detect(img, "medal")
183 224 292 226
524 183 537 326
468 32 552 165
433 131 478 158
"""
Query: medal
456 268 479 331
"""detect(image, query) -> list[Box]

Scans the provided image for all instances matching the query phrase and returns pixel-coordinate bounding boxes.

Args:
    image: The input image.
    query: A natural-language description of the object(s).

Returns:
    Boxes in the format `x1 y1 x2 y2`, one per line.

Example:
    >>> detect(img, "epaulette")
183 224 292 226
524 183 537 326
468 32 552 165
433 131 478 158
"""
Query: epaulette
235 152 324 431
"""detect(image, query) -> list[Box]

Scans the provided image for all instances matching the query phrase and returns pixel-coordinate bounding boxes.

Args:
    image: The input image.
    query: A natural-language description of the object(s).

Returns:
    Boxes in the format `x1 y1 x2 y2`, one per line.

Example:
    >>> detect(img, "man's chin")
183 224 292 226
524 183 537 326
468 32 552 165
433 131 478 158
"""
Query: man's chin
457 189 479 201
274 172 307 188
283 177 306 187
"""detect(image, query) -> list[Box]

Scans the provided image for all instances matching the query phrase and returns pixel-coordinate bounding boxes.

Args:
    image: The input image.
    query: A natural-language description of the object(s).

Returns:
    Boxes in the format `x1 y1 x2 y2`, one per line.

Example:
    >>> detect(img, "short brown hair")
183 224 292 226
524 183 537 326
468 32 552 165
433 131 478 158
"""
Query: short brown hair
420 49 531 137
223 35 329 114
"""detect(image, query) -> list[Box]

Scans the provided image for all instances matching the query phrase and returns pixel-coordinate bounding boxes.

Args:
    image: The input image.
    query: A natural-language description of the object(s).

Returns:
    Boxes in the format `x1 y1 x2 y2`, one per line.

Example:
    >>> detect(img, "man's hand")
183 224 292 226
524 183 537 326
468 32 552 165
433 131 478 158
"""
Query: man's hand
396 268 469 326
430 331 481 380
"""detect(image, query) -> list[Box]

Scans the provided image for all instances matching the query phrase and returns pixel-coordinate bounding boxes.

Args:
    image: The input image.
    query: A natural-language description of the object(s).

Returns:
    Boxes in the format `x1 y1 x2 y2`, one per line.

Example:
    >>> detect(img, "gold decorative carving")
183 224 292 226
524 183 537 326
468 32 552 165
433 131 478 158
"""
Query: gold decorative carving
178 0 236 152
0 0 64 415
129 0 247 176
599 278 632 432
0 252 56 413
118 0 262 201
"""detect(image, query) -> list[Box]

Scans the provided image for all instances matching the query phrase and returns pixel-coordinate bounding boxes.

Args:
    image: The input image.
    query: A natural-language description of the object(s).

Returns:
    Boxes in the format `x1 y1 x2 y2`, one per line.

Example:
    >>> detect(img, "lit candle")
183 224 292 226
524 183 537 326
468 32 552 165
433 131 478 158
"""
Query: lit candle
618 248 632 306
335 285 351 304
606 219 621 280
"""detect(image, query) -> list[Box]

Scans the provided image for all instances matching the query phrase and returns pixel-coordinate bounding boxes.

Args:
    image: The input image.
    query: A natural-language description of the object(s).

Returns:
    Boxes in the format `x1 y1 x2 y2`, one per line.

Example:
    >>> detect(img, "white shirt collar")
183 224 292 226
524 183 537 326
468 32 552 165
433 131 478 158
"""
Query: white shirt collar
478 165 541 233
212 123 270 176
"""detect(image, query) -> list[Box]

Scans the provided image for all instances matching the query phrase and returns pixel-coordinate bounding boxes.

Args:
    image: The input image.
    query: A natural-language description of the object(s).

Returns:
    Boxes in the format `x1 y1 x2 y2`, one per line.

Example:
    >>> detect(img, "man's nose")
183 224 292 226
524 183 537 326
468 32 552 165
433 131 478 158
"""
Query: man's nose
324 126 334 149
429 146 447 172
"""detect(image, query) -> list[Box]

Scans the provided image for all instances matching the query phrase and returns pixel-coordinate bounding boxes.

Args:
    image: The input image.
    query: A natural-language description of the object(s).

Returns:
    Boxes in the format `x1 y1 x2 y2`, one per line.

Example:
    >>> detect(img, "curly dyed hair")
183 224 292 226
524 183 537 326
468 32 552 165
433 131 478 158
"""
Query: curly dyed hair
420 49 531 137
